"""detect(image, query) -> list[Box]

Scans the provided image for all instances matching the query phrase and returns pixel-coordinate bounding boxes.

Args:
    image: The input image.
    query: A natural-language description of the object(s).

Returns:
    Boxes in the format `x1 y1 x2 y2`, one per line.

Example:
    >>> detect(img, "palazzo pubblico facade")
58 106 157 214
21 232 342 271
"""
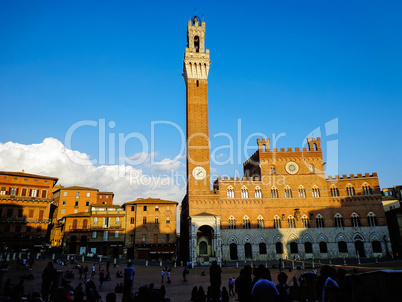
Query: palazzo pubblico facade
180 16 391 263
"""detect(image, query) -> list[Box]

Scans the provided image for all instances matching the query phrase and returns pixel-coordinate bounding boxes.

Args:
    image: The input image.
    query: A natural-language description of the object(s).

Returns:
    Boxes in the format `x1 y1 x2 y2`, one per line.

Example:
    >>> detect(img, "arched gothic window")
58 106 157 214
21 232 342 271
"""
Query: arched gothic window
304 242 313 253
229 216 236 229
338 241 348 253
347 185 355 196
257 215 264 229
312 186 320 197
276 242 283 254
330 185 339 197
368 212 378 226
334 213 344 228
271 187 278 198
227 186 235 198
274 215 281 229
243 216 250 229
316 214 325 228
362 184 372 195
241 186 249 198
285 186 292 198
254 186 262 198
194 36 200 52
302 215 309 228
351 213 361 227
298 186 306 198
288 215 296 228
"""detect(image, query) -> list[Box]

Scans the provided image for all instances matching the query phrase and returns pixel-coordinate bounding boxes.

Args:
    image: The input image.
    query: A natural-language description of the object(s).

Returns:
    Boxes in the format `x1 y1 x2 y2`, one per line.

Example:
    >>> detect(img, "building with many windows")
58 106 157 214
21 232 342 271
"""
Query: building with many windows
62 204 125 257
180 16 391 263
123 198 178 260
0 171 58 251
50 187 115 247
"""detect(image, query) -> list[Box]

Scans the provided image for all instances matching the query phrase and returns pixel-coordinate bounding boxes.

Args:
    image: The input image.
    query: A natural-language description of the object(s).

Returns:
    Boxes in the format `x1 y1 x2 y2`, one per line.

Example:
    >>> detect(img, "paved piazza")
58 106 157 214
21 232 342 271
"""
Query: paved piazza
2 257 402 301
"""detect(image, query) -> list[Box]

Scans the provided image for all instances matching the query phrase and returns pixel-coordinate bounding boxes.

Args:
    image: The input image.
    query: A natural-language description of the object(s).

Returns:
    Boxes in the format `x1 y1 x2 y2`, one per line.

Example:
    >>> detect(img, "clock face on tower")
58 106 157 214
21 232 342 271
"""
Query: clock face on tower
285 161 299 174
192 166 207 180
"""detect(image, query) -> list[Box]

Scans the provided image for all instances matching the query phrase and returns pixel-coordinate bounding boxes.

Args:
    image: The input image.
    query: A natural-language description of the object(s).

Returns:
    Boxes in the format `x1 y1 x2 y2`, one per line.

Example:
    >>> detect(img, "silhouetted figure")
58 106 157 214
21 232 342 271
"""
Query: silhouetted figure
85 279 100 302
11 279 24 302
191 286 198 301
106 292 116 302
74 283 85 302
194 286 206 302
337 268 352 302
41 261 56 301
276 272 289 302
235 266 253 302
209 261 222 302
251 268 279 302
221 286 229 302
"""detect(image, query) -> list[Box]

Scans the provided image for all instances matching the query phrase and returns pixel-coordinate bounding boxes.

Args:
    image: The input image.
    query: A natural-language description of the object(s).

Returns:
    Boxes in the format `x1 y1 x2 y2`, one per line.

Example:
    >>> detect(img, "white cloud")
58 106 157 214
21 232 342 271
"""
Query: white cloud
0 138 186 204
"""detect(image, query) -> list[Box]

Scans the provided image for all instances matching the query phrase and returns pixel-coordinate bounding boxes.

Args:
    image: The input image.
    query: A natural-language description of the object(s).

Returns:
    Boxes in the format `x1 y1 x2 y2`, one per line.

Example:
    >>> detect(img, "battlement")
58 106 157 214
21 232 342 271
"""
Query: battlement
306 137 321 151
256 137 321 154
327 172 378 180
257 138 270 152
218 176 261 182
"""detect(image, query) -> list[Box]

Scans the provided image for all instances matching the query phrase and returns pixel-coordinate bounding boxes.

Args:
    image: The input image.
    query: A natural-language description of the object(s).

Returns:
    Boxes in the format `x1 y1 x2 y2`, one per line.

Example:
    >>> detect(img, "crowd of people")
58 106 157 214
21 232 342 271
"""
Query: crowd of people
1 253 396 302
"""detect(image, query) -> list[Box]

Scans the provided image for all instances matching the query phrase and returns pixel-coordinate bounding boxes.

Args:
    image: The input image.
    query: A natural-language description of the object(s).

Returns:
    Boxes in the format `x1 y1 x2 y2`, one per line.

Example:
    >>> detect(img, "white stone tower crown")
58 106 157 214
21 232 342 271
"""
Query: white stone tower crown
183 16 211 80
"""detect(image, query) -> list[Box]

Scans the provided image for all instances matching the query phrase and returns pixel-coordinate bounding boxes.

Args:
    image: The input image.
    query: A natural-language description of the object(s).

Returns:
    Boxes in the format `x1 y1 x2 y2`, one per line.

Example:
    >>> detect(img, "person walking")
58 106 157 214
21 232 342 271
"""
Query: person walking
99 270 105 288
84 265 89 279
228 277 235 296
161 269 165 283
123 262 135 301
167 270 171 284
183 267 189 282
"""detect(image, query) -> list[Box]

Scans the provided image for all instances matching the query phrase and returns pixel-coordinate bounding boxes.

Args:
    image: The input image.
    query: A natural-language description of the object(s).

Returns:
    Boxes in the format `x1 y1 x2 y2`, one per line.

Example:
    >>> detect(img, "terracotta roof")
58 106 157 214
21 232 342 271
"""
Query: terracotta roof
98 192 114 195
91 204 122 208
54 186 99 192
64 212 92 217
123 198 178 207
0 171 58 181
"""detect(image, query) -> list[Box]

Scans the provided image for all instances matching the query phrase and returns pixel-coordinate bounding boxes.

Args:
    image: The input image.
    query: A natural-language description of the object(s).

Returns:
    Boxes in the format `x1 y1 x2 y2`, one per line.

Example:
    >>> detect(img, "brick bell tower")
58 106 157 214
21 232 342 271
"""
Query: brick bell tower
183 15 211 194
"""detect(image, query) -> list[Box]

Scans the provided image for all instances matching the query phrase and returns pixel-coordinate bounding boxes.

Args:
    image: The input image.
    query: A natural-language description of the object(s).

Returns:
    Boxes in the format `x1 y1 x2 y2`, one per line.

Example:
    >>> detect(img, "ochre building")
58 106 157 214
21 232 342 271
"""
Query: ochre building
180 16 391 263
123 198 178 260
0 171 58 251
50 186 113 247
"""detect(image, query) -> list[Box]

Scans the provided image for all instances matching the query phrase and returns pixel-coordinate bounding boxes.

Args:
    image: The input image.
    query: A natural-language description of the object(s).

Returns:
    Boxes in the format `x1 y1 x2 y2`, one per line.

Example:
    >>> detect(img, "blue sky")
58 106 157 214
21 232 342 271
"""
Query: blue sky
1 0 401 203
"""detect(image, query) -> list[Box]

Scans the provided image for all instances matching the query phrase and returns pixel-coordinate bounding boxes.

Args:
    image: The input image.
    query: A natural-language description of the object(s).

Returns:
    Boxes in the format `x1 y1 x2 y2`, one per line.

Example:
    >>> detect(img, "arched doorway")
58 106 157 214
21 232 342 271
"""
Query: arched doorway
230 243 238 260
199 241 208 255
276 242 283 254
355 240 366 258
290 242 298 254
244 243 252 259
197 225 214 259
